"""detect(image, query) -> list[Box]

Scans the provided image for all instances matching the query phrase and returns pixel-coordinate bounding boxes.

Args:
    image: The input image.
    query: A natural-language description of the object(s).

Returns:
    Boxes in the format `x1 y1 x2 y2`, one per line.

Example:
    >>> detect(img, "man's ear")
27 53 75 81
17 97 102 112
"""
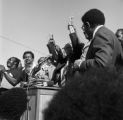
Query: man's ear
85 22 90 28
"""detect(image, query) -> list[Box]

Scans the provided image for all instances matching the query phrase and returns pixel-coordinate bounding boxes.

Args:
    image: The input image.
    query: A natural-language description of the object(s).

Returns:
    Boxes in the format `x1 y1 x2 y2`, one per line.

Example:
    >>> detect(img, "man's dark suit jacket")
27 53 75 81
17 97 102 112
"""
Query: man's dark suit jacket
80 26 123 71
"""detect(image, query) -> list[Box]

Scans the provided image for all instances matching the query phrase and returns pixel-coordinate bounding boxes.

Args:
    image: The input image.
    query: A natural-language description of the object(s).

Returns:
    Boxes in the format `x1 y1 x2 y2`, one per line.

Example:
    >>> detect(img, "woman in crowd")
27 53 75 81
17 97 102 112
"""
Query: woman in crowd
0 57 24 89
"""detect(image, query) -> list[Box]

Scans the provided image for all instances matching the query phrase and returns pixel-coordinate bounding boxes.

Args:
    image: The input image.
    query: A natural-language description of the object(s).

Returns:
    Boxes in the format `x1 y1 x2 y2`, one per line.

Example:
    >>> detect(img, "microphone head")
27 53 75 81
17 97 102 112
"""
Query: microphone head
0 87 27 120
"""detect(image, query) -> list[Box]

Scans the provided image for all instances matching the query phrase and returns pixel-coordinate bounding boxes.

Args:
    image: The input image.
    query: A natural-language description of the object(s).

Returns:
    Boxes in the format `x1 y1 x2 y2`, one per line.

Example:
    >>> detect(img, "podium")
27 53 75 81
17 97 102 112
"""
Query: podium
21 86 60 120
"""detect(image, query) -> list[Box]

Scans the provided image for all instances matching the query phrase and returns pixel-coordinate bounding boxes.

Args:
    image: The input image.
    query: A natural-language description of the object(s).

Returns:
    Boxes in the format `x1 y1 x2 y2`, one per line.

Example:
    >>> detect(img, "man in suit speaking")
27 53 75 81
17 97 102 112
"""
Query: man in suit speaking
74 8 123 72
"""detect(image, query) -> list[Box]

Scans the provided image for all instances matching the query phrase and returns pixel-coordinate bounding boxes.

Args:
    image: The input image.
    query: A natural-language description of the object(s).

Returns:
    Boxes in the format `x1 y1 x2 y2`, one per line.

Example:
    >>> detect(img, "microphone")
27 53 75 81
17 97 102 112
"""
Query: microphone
0 88 27 120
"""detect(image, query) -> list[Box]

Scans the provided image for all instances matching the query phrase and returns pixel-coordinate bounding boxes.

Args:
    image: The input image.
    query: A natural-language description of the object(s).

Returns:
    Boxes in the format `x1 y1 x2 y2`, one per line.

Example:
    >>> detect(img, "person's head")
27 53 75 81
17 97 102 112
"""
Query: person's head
7 57 22 69
0 88 27 120
115 29 123 42
81 9 105 40
23 51 34 65
62 43 73 58
46 58 52 66
43 68 123 120
37 57 45 64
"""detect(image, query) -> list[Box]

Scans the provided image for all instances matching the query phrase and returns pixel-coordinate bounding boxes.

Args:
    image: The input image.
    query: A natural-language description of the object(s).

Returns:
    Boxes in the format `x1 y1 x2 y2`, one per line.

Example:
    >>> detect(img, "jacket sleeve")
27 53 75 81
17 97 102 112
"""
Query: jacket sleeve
69 33 84 60
55 45 65 64
47 42 59 61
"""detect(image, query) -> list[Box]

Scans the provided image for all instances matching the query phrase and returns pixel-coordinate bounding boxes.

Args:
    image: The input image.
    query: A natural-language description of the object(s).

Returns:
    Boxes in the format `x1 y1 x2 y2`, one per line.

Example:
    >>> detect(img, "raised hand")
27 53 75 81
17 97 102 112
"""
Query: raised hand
0 65 6 72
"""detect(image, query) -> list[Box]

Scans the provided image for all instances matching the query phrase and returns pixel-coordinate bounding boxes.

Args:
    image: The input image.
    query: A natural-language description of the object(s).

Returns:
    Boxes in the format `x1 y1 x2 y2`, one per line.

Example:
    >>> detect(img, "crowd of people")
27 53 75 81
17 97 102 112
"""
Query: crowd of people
0 51 55 89
0 8 123 120
0 9 123 89
45 8 123 86
43 8 123 120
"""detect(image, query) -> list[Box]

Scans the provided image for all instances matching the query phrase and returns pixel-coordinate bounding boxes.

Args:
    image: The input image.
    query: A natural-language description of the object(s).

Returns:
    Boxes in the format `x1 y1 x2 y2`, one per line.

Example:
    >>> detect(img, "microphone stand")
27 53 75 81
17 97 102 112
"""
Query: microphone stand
26 73 32 120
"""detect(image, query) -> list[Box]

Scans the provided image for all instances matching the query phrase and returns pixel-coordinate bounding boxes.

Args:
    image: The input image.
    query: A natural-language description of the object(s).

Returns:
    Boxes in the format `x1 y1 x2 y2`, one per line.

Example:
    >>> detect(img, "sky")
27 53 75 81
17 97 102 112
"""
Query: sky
0 0 123 67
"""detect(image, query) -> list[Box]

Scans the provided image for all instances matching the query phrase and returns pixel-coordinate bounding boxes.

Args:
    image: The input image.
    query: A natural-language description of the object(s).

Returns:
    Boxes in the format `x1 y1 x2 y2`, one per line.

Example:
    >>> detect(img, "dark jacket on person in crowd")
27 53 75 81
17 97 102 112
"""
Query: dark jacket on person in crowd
80 26 123 72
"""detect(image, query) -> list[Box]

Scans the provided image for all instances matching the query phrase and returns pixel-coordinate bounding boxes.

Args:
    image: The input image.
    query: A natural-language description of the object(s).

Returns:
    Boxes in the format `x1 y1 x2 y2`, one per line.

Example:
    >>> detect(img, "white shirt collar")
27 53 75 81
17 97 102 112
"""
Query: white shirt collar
92 25 104 39
23 62 36 70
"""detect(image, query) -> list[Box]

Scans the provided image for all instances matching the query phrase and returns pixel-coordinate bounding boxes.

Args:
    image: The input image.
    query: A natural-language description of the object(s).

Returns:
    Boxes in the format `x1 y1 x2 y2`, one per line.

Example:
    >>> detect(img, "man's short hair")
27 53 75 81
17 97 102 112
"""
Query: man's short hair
0 88 27 120
43 68 123 120
81 8 105 27
23 51 34 59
